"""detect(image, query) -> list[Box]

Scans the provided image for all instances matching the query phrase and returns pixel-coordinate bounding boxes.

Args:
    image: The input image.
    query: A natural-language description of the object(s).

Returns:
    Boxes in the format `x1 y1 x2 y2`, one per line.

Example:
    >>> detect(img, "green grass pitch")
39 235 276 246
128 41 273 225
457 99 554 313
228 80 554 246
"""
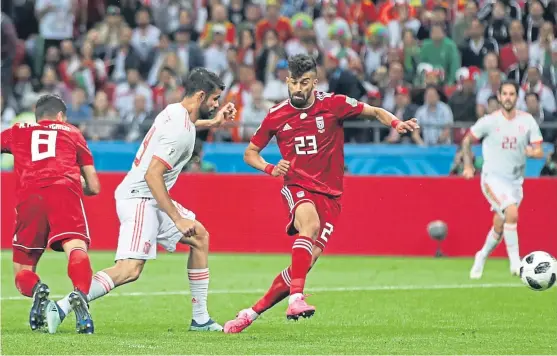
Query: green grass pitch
1 251 556 355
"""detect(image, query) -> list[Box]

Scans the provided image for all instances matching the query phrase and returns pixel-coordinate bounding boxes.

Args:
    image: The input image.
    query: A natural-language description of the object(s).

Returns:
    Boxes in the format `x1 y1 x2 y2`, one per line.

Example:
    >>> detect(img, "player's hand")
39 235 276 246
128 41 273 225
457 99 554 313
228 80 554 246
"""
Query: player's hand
211 103 237 127
395 118 419 134
462 165 475 179
175 218 197 238
272 160 290 177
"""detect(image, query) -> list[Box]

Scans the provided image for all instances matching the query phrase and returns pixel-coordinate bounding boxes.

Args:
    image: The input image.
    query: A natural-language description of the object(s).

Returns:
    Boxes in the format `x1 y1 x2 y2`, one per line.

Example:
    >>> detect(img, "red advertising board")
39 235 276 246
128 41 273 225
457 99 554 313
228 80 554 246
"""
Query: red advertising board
1 173 556 257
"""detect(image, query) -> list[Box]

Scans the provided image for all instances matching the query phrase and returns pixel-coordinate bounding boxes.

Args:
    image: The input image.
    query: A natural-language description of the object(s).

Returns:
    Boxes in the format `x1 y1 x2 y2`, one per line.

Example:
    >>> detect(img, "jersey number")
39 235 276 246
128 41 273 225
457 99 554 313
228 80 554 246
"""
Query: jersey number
31 130 58 162
502 136 517 150
134 127 156 166
294 135 318 155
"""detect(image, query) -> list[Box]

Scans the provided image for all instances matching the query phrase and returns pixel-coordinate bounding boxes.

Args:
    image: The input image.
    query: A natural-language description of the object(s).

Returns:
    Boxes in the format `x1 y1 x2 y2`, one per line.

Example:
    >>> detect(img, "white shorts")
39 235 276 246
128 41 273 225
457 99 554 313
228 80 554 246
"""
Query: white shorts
115 198 196 260
481 174 523 218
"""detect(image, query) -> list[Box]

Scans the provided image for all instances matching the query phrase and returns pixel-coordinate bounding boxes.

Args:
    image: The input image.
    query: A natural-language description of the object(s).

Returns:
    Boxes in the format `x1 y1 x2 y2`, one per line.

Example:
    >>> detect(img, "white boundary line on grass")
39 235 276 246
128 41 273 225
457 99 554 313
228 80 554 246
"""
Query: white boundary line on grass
0 282 524 301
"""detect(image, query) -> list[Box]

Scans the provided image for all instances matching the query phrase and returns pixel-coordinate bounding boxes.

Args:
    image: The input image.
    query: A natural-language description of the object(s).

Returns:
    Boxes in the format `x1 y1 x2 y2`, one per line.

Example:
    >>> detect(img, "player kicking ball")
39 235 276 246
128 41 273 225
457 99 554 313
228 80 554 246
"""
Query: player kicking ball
461 80 544 279
1 94 101 333
45 68 236 333
224 54 419 333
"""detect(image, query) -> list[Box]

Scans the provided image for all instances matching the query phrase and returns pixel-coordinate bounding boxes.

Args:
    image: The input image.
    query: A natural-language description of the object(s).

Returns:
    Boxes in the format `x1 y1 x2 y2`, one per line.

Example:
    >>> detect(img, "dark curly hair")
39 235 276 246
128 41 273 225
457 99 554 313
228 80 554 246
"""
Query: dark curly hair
287 54 317 79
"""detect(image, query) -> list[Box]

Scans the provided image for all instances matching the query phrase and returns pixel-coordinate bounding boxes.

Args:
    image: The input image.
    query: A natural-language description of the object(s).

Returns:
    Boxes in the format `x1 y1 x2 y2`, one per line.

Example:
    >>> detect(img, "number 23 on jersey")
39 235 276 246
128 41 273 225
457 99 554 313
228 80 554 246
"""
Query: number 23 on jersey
294 135 318 155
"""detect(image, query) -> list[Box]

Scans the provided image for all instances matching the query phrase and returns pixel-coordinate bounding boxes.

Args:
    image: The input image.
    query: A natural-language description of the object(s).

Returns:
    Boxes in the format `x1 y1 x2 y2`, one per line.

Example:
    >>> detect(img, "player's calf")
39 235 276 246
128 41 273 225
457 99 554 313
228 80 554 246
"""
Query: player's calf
62 239 93 295
503 204 521 275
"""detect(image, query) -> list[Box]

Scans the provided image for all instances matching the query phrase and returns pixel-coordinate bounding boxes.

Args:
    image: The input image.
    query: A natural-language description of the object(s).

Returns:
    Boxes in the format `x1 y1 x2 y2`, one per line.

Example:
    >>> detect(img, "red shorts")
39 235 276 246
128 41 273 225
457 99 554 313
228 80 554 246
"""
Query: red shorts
12 185 90 265
280 185 341 250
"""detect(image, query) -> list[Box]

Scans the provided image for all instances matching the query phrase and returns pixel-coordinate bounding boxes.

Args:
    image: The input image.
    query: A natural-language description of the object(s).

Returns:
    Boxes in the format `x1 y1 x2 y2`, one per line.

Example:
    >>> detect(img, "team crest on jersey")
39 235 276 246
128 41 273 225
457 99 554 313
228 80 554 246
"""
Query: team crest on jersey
345 97 358 107
143 241 152 255
316 116 325 133
518 125 526 133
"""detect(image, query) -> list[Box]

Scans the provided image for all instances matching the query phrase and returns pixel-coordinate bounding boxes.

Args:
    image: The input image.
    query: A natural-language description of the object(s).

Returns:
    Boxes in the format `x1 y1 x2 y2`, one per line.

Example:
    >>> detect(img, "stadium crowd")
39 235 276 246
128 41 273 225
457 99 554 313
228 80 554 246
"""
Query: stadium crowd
1 0 557 146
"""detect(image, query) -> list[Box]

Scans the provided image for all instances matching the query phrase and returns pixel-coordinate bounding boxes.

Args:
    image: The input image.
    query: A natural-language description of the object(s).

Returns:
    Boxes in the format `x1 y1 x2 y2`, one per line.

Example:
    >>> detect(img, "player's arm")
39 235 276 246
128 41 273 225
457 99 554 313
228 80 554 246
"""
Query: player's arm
1 128 13 154
244 118 288 177
80 165 101 196
359 104 419 133
461 117 489 178
194 103 236 128
526 120 544 159
144 158 182 222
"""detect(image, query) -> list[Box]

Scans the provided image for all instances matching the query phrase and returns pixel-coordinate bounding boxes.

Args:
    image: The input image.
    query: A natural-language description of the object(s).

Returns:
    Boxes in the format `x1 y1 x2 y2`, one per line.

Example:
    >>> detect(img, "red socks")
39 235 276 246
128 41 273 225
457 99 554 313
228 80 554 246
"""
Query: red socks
253 267 291 314
15 270 40 297
290 235 313 294
67 247 93 294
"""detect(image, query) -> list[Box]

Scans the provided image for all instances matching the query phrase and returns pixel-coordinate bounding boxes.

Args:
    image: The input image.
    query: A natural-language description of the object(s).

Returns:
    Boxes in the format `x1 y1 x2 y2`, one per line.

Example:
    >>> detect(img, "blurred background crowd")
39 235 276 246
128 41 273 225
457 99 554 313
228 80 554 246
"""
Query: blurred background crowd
1 0 557 148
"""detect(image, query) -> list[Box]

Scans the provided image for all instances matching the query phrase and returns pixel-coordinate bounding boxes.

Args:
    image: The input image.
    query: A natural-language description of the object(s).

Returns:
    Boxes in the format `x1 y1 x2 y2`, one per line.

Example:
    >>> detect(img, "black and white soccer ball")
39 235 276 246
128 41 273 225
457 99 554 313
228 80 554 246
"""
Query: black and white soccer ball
519 251 557 291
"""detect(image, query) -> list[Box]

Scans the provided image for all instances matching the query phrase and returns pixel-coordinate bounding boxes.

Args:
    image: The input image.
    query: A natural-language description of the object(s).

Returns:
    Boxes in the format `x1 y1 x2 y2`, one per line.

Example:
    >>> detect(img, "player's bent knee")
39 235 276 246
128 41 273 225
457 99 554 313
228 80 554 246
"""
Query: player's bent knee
179 221 209 250
504 205 519 224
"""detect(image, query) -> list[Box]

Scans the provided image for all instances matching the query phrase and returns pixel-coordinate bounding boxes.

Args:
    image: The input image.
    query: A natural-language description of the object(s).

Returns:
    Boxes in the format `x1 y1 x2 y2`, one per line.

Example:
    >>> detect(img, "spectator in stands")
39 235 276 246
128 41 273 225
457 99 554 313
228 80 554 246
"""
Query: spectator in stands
121 94 154 142
540 149 557 176
519 65 556 113
452 1 478 47
460 19 499 68
477 52 506 91
176 8 200 42
544 42 557 90
313 0 348 51
84 90 120 141
530 21 556 68
67 41 107 102
450 66 480 123
507 41 530 84
238 27 256 65
255 29 287 83
419 24 460 84
484 1 510 45
486 95 500 114
201 3 236 47
146 33 172 86
478 0 521 23
13 64 37 110
499 20 525 73
263 59 289 103
325 53 366 101
1 12 18 98
384 85 418 143
240 81 273 141
173 25 206 75
114 67 153 117
204 24 230 75
95 6 128 50
477 69 503 116
131 8 161 61
38 66 71 103
449 146 483 176
523 0 546 43
44 46 61 73
382 61 409 112
401 29 420 81
66 87 92 125
386 1 420 49
413 85 453 145
106 26 142 84
152 66 183 112
525 91 556 141
417 6 450 41
362 23 388 77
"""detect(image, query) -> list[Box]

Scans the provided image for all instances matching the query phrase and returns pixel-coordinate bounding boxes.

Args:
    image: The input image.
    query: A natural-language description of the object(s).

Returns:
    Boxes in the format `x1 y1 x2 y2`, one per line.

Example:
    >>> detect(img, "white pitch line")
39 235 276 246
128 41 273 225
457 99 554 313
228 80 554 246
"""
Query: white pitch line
0 283 524 301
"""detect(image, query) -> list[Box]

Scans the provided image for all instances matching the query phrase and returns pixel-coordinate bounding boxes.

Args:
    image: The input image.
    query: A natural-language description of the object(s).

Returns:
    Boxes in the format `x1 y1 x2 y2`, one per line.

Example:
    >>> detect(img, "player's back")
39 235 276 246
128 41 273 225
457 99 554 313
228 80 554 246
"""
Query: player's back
251 92 363 197
2 120 91 198
115 103 196 200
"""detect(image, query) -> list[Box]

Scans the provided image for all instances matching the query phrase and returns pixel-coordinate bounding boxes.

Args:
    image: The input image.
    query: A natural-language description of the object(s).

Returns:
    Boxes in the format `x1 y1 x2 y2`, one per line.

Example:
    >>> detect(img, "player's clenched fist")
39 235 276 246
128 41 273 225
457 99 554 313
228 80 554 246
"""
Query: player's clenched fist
213 103 237 126
175 218 197 237
395 118 420 133
272 160 290 177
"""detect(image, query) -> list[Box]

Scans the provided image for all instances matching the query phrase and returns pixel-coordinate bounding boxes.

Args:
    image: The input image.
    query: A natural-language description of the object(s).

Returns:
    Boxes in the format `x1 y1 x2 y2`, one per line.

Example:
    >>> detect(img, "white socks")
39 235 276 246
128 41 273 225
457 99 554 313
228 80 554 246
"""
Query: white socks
57 271 115 316
244 308 259 321
188 268 210 324
479 227 503 257
503 223 520 267
288 293 303 305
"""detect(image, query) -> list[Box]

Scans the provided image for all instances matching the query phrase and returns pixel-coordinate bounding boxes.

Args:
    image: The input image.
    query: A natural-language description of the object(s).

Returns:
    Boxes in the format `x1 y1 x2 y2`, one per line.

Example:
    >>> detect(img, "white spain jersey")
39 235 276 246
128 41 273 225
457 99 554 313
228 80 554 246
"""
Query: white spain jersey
115 103 196 200
470 110 543 183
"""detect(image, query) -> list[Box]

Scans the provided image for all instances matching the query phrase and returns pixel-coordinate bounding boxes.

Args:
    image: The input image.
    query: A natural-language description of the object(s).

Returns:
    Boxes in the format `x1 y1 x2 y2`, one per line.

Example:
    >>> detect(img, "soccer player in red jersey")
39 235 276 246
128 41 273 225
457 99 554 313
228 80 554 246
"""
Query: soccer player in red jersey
224 55 419 333
0 94 100 334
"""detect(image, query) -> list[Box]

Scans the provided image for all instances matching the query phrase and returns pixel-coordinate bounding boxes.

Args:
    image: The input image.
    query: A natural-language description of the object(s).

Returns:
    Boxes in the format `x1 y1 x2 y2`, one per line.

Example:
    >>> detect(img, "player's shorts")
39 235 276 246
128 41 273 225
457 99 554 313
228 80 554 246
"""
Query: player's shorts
12 185 90 266
115 198 196 260
280 185 341 250
481 173 523 218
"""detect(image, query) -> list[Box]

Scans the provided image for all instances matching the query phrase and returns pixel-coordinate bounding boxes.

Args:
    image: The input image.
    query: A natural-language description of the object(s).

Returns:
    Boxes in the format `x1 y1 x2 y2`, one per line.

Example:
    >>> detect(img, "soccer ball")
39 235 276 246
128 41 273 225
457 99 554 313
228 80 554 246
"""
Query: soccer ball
520 251 557 291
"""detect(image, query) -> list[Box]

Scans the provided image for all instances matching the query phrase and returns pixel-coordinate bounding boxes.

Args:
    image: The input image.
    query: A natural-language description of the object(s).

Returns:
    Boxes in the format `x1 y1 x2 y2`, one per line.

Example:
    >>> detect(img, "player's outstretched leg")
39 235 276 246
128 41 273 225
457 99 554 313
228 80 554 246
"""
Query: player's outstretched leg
180 221 222 331
286 203 319 321
470 213 504 279
14 267 50 331
502 205 521 275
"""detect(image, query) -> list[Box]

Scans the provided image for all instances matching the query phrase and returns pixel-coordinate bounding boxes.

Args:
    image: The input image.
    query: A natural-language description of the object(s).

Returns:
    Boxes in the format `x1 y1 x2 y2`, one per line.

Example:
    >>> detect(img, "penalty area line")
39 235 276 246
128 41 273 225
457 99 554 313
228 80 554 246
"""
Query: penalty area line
0 282 523 301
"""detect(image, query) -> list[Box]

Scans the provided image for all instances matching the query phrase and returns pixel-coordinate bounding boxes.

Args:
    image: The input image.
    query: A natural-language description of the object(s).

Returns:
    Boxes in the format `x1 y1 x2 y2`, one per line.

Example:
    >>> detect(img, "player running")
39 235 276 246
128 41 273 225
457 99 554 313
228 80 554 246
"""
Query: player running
45 68 236 333
0 94 100 333
462 81 545 279
224 54 419 333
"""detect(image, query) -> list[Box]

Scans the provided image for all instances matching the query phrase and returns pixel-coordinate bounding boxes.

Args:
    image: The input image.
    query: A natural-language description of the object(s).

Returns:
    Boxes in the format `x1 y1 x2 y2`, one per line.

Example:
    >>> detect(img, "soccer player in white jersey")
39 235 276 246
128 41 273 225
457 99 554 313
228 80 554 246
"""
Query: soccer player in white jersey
45 68 236 333
461 80 545 279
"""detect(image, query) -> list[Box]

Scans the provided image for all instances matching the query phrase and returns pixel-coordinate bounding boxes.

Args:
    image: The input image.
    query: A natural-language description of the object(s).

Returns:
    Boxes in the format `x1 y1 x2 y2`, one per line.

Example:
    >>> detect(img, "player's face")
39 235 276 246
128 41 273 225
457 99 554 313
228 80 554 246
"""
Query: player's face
199 89 222 120
497 84 518 112
287 71 317 108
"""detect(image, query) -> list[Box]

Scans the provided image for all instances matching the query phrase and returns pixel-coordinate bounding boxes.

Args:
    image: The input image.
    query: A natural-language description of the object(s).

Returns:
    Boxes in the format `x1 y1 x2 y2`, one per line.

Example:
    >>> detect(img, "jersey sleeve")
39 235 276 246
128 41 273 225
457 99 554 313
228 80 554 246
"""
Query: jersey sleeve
75 131 94 166
1 128 13 153
250 116 275 149
328 94 365 120
153 128 186 169
469 116 492 141
528 118 543 144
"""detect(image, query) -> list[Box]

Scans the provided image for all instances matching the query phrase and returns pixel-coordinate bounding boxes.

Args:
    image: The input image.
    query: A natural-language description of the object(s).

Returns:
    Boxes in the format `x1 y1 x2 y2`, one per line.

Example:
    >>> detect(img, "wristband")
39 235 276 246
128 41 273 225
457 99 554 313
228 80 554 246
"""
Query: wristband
391 119 401 129
264 164 275 175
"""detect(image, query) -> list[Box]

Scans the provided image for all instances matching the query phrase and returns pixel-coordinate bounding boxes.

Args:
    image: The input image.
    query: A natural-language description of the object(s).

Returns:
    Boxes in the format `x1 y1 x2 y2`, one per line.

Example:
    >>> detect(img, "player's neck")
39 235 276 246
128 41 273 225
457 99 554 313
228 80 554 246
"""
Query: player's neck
180 99 198 123
502 109 517 120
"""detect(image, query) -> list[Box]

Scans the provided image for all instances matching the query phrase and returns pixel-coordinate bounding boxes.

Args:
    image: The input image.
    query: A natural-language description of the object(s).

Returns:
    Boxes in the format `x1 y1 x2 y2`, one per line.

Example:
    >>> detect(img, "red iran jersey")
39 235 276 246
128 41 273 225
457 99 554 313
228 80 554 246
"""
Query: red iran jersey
1 120 94 200
251 92 364 197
